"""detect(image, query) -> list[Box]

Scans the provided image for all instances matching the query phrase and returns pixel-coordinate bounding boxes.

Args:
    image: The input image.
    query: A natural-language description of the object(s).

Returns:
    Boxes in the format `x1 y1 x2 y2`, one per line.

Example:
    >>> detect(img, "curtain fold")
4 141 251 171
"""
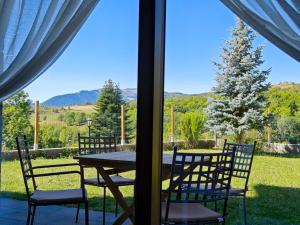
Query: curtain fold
221 0 300 61
0 0 99 102
0 0 99 191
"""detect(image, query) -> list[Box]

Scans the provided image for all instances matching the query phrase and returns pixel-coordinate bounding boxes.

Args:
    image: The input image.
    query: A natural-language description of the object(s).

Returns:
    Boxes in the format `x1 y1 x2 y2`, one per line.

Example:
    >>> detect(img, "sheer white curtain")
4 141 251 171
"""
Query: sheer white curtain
0 0 99 102
221 0 300 61
0 0 99 189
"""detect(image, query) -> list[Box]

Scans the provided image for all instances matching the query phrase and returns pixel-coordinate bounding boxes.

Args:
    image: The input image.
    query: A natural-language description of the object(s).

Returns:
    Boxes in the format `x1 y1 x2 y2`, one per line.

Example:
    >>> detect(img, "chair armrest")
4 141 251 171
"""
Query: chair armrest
32 163 79 170
26 170 81 178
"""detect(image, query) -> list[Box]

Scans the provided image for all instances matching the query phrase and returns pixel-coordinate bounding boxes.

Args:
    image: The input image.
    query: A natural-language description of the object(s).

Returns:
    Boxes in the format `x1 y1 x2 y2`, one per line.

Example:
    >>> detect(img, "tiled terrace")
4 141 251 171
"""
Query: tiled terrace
0 198 127 225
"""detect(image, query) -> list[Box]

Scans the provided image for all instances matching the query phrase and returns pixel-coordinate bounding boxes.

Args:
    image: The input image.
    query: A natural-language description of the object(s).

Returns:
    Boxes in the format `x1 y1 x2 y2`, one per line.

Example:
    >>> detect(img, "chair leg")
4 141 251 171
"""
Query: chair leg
102 187 106 225
26 205 32 225
85 201 89 225
115 201 118 217
30 205 36 225
75 203 80 223
243 195 247 225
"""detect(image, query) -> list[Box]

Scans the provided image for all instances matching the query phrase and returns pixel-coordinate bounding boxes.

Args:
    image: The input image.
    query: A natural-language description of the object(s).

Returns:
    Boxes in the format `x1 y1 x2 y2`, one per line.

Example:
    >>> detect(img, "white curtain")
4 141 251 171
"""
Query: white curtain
221 0 300 61
0 0 99 190
0 0 99 102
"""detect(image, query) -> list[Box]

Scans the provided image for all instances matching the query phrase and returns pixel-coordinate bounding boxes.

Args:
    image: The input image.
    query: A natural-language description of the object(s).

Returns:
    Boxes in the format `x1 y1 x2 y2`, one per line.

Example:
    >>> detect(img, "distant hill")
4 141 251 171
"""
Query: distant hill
40 82 300 107
42 88 204 107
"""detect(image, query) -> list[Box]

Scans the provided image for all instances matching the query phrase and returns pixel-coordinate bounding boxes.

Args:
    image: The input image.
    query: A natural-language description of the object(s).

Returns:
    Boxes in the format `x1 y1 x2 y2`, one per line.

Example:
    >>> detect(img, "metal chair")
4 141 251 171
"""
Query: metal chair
162 146 236 225
78 134 135 225
16 135 89 225
222 139 256 225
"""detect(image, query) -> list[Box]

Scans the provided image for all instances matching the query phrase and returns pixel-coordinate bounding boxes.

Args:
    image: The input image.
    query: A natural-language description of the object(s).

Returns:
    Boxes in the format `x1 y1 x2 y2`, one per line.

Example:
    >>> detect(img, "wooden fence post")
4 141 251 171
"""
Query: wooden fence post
267 126 272 143
170 106 174 142
121 105 125 145
34 100 39 150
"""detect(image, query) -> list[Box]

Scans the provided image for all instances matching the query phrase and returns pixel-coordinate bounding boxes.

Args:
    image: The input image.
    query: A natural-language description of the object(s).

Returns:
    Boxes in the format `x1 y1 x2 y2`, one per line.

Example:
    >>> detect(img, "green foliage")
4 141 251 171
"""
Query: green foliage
3 91 33 149
207 18 270 142
53 108 59 113
40 125 62 148
124 101 136 143
163 96 207 141
92 79 133 143
272 117 300 144
179 111 206 148
64 111 76 126
265 84 300 117
75 112 86 125
165 96 207 113
58 114 64 122
59 126 78 147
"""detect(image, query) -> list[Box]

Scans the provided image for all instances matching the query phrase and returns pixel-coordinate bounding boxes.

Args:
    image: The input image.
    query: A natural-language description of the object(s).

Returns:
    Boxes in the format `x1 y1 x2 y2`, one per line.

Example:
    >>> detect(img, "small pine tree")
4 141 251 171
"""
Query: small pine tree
92 79 133 143
207 18 271 143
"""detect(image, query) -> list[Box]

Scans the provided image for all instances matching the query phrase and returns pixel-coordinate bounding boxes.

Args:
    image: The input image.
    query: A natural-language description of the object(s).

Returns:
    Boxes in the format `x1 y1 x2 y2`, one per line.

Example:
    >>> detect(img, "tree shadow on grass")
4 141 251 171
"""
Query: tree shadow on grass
227 184 300 225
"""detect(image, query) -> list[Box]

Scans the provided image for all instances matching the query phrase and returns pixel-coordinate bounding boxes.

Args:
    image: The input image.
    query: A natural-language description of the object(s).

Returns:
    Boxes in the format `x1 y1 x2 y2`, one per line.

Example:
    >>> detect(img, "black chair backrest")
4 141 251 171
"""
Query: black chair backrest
164 146 236 222
78 134 117 155
16 136 37 199
222 139 256 189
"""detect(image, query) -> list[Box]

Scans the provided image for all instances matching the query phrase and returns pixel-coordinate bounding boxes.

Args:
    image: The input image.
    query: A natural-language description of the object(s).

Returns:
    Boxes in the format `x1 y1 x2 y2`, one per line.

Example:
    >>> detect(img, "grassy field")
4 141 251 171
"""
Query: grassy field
31 106 95 127
2 151 300 225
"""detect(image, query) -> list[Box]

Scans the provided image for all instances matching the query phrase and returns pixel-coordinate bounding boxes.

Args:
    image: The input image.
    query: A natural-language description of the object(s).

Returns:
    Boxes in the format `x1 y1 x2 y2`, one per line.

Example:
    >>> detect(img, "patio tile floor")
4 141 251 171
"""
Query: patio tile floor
0 198 129 225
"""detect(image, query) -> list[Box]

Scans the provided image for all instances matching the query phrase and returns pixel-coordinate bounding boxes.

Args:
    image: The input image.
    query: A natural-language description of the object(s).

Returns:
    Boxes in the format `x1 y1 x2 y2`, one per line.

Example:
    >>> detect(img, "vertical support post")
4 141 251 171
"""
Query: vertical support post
267 126 272 143
135 0 166 224
267 109 272 143
121 105 126 145
34 100 39 150
170 106 174 143
0 102 3 191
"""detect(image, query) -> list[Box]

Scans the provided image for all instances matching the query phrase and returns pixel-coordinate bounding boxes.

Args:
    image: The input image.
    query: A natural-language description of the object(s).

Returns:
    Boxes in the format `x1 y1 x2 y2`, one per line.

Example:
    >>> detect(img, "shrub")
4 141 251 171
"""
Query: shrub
75 112 86 126
180 111 206 148
64 112 76 126
40 125 62 148
272 117 300 144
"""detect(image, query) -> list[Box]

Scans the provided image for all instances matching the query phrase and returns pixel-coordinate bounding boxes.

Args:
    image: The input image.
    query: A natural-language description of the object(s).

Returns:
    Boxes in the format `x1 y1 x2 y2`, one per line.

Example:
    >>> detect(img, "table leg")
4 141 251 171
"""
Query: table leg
97 166 134 224
113 204 134 225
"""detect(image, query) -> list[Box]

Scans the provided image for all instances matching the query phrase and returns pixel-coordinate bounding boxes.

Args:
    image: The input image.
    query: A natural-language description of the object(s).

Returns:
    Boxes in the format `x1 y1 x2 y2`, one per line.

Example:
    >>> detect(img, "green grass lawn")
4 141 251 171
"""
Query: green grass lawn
2 151 300 225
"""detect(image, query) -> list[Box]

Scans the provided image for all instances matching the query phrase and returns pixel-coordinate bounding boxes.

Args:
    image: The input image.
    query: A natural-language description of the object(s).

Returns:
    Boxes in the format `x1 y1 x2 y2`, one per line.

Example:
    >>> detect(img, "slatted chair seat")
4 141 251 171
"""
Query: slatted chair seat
30 189 86 204
188 183 245 196
228 187 245 196
161 202 222 223
84 175 134 187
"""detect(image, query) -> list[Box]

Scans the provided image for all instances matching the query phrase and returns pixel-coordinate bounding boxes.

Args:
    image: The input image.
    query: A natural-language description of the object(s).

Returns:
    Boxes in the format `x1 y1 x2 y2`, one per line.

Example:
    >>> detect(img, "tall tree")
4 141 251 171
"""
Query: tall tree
207 18 270 142
3 91 33 149
92 79 133 142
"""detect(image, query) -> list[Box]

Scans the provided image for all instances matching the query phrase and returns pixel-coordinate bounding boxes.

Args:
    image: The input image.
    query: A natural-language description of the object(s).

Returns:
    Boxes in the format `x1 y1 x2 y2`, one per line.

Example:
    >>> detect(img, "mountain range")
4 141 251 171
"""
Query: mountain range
42 88 206 107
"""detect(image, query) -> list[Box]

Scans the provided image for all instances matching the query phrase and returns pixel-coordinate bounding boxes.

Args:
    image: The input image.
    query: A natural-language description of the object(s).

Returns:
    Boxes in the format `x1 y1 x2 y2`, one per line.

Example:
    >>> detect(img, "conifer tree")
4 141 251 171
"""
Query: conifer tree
92 79 133 142
207 18 270 142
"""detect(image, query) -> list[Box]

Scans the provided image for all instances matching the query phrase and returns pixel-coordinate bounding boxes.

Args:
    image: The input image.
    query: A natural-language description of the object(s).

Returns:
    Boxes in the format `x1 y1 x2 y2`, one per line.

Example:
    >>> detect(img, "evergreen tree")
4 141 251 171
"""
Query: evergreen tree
207 19 270 142
92 79 133 142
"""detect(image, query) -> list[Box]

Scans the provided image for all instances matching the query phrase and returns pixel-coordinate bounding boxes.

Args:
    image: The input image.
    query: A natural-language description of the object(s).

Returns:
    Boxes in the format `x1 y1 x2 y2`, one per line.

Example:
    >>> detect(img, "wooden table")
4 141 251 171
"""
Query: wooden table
74 151 175 225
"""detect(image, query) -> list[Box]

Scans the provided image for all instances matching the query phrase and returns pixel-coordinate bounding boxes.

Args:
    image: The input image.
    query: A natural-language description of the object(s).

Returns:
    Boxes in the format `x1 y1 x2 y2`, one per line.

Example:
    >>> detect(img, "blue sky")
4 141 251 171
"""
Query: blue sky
25 0 300 102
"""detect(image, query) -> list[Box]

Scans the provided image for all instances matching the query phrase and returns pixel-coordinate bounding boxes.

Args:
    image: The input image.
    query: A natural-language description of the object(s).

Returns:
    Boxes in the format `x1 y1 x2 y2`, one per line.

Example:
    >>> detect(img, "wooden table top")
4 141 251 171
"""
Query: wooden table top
74 151 175 167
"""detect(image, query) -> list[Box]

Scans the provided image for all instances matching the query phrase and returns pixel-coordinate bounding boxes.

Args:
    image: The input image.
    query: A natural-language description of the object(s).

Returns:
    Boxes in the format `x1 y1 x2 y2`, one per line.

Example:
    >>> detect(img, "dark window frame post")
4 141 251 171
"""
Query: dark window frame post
135 0 166 224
